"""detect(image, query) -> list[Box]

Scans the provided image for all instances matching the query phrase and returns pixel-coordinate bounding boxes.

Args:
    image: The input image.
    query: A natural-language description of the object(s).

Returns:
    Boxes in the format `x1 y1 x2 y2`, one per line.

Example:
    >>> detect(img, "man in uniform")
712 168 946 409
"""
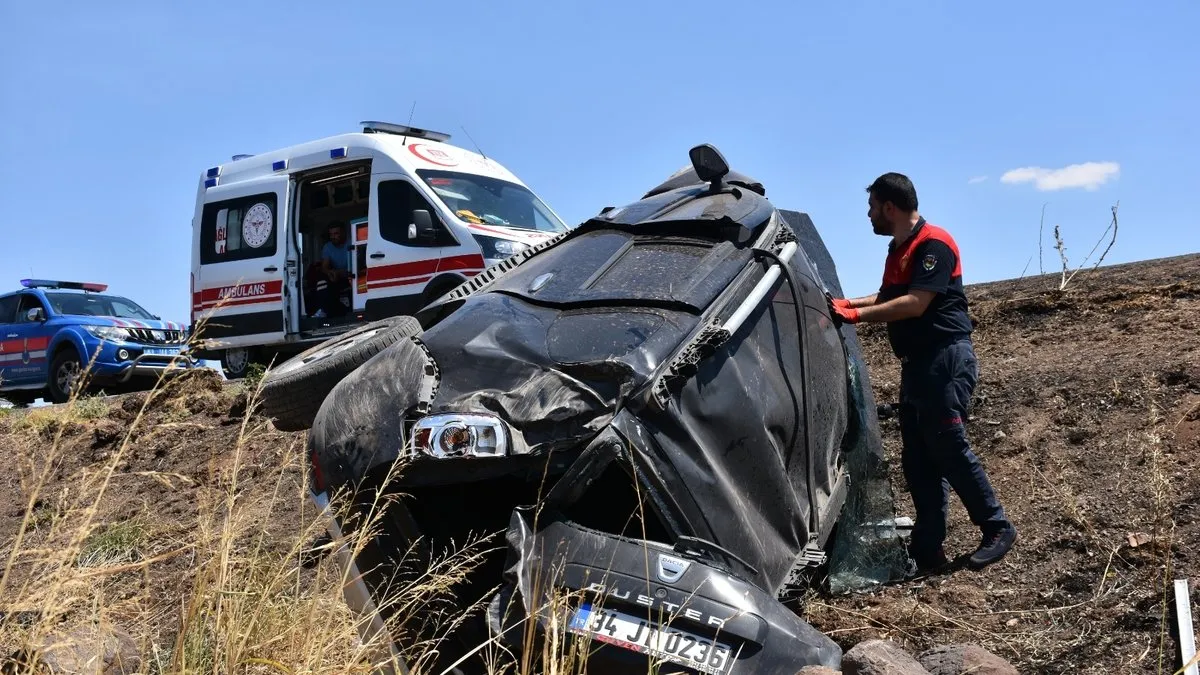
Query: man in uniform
827 172 1017 573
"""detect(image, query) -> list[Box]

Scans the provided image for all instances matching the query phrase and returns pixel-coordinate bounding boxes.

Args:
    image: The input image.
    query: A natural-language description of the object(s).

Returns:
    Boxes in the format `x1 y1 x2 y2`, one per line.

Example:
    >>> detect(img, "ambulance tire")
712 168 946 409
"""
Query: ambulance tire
258 316 423 432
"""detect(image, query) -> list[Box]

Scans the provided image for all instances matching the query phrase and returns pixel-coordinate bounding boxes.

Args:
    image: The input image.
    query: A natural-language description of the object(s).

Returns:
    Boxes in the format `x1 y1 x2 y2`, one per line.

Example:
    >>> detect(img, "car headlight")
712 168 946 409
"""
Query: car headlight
410 413 512 458
85 325 131 342
473 234 529 260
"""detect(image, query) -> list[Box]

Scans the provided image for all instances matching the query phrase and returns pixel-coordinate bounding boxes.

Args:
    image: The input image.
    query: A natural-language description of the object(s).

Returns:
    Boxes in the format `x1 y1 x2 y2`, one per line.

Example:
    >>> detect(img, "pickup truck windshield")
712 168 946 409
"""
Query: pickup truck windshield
417 169 568 233
43 292 157 320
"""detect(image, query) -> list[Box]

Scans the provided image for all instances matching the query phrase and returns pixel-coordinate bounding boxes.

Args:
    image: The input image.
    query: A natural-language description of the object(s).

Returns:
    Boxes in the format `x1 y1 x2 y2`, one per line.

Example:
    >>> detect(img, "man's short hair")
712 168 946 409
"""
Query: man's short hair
327 221 344 231
866 172 919 213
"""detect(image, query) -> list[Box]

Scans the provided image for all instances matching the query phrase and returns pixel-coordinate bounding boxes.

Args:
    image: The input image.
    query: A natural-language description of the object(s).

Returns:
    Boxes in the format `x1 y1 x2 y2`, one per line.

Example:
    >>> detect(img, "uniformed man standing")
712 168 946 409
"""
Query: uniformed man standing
827 172 1017 573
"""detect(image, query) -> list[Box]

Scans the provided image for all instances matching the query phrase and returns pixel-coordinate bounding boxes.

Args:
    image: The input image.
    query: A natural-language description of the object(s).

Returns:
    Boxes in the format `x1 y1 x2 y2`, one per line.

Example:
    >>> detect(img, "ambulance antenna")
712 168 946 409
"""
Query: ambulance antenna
403 101 416 146
461 125 488 160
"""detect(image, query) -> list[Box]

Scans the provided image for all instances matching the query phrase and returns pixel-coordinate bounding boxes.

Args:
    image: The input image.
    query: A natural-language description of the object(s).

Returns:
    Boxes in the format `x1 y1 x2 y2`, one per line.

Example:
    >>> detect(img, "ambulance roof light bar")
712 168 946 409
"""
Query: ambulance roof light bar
21 279 109 292
360 121 452 143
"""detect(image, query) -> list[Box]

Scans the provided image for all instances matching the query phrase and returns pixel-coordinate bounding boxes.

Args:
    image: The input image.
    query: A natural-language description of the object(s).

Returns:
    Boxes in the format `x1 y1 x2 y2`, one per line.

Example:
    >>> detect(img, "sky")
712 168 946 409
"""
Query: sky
1 0 1196 323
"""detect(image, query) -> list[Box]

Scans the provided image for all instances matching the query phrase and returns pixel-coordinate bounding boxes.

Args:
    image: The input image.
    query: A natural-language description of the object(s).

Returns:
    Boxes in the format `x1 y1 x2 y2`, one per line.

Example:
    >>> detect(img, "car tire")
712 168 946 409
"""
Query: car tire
46 349 83 404
258 316 423 432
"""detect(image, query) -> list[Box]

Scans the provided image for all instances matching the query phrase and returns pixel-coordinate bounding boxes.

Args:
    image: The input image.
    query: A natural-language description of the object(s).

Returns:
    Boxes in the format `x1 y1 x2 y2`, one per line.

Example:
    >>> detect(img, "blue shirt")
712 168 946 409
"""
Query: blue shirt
322 241 353 271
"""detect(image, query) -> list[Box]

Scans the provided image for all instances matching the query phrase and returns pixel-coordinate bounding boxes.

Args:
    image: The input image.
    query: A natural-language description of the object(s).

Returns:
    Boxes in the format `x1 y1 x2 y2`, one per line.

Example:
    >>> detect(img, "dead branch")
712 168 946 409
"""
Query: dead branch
1054 224 1069 290
1055 202 1120 291
1074 201 1120 287
1039 202 1047 276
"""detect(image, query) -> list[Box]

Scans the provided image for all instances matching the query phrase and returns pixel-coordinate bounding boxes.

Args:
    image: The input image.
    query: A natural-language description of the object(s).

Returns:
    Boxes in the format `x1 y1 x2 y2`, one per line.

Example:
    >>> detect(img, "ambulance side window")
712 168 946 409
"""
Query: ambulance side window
200 192 279 264
378 180 457 248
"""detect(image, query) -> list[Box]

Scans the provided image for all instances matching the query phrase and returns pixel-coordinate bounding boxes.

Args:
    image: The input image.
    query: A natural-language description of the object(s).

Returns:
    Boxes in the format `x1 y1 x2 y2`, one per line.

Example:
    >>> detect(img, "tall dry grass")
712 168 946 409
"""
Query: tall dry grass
0 322 696 675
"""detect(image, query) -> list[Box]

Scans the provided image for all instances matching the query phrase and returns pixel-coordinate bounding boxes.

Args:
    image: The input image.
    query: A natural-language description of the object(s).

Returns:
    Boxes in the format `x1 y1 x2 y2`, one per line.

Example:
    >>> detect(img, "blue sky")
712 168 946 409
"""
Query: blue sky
1 0 1196 323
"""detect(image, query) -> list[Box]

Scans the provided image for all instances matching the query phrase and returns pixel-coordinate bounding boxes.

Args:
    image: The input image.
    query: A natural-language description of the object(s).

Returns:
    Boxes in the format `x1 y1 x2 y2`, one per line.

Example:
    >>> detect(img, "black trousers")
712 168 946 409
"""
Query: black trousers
898 338 1010 561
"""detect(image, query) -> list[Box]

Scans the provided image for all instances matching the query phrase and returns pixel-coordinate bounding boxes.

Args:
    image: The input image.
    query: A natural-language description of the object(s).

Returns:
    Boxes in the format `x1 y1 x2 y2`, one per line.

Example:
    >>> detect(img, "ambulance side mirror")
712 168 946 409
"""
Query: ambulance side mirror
408 209 436 241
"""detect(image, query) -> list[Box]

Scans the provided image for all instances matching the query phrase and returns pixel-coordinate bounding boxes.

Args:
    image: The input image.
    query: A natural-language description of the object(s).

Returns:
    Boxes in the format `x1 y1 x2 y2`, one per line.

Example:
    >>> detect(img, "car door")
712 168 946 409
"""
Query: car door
0 294 22 388
363 173 461 319
192 176 292 349
5 293 54 387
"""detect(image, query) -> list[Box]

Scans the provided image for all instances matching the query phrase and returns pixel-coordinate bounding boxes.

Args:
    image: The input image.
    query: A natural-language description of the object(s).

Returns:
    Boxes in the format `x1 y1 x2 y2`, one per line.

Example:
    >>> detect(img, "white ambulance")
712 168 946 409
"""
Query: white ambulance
188 121 569 378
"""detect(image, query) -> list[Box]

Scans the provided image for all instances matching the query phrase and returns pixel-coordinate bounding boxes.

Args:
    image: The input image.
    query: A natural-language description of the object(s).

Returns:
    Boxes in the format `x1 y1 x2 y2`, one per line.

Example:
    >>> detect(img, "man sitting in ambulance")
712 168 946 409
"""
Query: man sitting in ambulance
315 221 353 318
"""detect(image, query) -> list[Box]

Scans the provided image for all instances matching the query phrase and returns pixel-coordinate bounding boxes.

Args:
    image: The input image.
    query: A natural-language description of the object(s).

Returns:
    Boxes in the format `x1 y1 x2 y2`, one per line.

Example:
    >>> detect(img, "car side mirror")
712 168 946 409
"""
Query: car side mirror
26 307 45 322
689 143 730 188
408 209 436 241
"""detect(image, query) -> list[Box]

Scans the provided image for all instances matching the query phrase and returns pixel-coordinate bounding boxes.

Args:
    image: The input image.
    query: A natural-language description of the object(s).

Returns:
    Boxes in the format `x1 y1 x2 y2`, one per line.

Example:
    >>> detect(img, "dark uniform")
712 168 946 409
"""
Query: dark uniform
877 217 1011 567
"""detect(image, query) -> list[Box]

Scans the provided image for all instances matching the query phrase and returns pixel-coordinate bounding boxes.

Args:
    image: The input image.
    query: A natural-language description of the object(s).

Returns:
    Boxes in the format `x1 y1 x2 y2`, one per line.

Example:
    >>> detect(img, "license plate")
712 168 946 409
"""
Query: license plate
144 347 181 356
568 602 735 674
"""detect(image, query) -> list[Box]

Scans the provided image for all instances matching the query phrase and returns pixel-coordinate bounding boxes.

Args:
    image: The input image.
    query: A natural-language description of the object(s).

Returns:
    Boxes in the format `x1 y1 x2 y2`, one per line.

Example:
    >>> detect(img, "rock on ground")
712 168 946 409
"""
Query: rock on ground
798 666 843 675
918 644 1019 675
18 622 140 674
842 639 931 675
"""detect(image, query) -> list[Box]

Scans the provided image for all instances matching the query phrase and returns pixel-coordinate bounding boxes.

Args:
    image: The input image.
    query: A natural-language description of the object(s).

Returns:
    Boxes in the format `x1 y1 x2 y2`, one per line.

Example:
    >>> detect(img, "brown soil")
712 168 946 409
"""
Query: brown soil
1 253 1197 674
0 372 315 661
810 253 1200 674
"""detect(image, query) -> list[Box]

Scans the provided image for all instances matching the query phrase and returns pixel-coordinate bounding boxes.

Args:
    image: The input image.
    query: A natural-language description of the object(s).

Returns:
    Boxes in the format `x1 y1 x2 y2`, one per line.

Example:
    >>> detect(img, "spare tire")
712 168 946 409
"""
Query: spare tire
259 316 423 432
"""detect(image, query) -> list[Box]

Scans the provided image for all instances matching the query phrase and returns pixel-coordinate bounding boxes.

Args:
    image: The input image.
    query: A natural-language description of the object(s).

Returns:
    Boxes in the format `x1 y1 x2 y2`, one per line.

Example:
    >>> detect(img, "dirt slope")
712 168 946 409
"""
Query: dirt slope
1 253 1197 673
810 253 1200 674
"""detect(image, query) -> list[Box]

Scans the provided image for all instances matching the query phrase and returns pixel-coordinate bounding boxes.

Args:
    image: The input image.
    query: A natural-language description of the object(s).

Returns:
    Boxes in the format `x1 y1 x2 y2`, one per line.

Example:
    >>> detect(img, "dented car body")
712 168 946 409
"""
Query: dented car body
306 146 882 674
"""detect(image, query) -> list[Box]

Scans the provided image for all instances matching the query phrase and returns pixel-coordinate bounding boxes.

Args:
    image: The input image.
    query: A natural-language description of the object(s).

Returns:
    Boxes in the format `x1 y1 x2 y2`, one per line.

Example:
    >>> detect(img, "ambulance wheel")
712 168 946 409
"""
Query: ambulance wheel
222 348 252 380
258 316 423 432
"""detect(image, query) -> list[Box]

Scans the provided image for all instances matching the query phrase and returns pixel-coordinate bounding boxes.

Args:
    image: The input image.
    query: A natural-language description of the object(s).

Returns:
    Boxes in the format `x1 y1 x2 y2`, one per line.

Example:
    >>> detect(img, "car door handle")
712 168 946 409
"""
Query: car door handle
264 265 278 272
370 252 385 259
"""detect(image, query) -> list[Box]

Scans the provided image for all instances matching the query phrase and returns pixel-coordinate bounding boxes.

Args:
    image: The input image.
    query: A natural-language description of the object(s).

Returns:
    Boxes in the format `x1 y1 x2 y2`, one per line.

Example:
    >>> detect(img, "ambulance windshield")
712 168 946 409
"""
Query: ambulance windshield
43 292 157 321
417 170 568 234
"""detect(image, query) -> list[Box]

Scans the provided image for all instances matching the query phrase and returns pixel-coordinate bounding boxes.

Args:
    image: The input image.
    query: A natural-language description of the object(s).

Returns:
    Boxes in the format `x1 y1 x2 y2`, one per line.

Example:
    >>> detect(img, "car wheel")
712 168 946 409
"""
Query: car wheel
47 349 83 404
259 316 423 432
222 347 252 379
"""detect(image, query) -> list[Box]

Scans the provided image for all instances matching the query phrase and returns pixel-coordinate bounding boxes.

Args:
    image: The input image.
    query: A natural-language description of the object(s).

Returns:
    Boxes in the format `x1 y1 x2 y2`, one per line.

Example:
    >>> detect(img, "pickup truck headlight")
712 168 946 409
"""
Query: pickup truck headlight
411 413 511 458
84 325 131 342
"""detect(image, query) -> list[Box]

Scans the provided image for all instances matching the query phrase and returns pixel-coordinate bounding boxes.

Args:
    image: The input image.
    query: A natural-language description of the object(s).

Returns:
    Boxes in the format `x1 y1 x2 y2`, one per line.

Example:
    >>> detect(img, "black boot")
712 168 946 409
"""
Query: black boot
968 524 1017 569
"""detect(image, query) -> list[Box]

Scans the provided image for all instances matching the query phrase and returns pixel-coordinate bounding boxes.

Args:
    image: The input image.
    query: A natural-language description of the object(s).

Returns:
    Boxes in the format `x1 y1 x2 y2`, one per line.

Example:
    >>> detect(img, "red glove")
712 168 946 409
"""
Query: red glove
827 296 860 324
832 304 860 324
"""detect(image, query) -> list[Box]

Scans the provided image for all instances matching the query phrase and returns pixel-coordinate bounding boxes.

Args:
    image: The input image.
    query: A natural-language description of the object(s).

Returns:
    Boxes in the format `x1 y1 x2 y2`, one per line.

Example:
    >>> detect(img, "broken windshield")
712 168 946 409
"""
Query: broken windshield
416 169 568 233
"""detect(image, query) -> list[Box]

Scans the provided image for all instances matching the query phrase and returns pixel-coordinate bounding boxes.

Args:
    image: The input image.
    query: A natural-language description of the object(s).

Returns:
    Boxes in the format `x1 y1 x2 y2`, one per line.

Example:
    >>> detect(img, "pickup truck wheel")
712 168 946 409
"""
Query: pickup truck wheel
259 316 423 432
47 350 83 404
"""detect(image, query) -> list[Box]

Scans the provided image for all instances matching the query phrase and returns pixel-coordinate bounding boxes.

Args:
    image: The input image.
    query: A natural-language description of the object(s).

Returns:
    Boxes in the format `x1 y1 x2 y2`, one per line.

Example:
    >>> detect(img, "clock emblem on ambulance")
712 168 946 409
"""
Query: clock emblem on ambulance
242 202 274 248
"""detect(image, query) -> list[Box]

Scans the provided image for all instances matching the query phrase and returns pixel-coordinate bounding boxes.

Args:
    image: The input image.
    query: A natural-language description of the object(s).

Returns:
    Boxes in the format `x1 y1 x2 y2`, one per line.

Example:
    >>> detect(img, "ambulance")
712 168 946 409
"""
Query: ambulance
189 121 570 378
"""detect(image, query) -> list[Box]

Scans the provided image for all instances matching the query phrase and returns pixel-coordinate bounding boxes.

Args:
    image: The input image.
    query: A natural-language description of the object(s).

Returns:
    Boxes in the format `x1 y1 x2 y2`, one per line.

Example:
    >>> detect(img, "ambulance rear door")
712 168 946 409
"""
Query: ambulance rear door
192 175 292 349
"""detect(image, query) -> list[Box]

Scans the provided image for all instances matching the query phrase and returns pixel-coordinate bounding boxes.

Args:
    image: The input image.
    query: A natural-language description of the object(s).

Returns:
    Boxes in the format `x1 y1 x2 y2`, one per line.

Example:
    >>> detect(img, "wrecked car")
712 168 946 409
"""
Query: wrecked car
285 145 889 674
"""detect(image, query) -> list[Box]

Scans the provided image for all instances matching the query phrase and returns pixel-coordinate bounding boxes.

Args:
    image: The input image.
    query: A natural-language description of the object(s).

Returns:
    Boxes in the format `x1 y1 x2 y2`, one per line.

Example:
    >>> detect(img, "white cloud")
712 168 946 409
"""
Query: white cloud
968 175 988 184
1000 161 1120 191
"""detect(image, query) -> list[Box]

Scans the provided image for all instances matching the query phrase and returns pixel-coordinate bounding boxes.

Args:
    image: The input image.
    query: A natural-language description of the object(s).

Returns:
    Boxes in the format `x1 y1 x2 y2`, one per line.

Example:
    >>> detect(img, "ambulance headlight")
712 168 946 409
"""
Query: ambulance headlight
472 234 528 261
85 325 131 342
409 413 513 458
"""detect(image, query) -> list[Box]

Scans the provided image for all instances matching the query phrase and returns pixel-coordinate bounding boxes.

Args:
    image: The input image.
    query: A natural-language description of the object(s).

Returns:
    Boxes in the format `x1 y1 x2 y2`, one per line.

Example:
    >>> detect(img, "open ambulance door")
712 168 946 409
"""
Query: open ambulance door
192 175 292 366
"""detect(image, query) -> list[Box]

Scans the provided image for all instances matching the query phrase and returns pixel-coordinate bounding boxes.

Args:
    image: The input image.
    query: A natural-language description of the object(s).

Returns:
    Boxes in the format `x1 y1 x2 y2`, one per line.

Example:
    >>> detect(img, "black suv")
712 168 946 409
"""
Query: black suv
285 145 891 674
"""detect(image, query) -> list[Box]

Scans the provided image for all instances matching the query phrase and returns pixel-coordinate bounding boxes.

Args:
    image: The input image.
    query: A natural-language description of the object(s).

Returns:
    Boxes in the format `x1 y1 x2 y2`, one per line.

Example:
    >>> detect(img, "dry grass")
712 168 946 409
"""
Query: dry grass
0 324 691 675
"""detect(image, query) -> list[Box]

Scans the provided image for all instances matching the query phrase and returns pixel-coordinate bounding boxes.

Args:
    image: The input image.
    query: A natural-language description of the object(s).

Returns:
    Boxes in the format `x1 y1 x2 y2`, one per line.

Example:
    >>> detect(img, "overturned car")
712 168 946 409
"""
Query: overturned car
285 145 893 674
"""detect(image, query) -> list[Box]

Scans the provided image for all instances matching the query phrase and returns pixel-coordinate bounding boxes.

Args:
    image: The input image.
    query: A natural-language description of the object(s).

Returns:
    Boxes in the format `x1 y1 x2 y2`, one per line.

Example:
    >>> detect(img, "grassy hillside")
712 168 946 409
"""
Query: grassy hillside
1 253 1197 674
